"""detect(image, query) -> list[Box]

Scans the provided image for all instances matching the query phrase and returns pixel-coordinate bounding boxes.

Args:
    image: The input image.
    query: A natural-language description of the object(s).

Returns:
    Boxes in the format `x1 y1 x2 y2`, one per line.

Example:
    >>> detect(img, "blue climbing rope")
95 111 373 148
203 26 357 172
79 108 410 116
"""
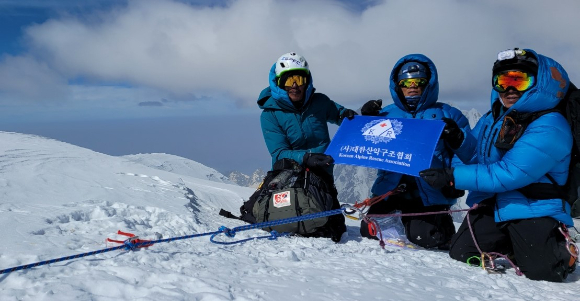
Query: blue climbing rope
210 227 289 245
0 230 223 275
209 208 344 243
0 208 345 275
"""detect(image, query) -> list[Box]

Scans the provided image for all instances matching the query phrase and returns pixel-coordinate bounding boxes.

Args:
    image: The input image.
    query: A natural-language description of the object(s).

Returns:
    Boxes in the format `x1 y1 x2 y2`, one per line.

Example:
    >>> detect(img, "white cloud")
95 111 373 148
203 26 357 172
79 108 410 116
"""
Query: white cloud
1 0 579 115
0 55 68 101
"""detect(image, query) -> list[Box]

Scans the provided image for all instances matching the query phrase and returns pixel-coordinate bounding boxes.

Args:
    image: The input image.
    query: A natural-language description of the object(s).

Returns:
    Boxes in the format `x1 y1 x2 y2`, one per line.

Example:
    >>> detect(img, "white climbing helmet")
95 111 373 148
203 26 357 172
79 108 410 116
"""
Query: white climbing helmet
275 52 309 77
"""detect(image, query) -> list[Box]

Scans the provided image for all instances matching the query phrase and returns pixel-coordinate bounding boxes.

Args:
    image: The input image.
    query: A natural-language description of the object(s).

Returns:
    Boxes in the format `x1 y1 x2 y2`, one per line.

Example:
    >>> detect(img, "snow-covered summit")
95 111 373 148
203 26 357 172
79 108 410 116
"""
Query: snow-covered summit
0 131 578 300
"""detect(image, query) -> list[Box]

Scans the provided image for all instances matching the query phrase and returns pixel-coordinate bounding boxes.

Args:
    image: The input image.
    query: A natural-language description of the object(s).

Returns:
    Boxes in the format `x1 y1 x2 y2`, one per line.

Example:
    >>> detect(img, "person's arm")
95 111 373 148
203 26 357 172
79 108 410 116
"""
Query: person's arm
260 111 307 164
319 94 356 125
454 113 572 192
445 107 479 164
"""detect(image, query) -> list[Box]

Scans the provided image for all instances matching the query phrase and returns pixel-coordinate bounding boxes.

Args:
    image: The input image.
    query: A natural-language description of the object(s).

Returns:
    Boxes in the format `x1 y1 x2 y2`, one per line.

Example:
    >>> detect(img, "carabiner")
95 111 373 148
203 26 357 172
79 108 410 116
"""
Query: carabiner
481 252 496 271
367 220 378 237
559 224 579 258
342 204 362 220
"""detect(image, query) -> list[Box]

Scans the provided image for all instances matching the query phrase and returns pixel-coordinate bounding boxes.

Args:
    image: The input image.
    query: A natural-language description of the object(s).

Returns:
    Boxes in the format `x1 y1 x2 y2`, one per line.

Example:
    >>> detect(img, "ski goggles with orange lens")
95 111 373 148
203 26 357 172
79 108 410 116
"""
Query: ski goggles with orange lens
278 74 308 88
493 70 535 92
398 78 428 88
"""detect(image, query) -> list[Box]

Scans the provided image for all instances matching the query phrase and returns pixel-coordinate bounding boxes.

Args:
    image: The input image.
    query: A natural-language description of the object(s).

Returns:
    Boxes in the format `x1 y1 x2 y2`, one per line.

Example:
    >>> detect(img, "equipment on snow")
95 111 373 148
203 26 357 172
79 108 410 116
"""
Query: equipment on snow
373 213 419 250
219 158 342 238
106 230 161 248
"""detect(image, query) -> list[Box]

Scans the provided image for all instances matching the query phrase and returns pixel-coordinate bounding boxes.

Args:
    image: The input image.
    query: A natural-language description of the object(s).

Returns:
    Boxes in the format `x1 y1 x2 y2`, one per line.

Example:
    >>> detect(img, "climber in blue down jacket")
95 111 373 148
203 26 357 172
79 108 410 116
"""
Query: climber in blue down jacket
359 53 472 250
420 48 576 282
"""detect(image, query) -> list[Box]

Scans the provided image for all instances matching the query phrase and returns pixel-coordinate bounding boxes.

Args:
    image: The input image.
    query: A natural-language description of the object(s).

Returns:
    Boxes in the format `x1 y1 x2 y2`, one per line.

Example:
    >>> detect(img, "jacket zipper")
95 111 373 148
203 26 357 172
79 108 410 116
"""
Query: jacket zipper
487 128 498 157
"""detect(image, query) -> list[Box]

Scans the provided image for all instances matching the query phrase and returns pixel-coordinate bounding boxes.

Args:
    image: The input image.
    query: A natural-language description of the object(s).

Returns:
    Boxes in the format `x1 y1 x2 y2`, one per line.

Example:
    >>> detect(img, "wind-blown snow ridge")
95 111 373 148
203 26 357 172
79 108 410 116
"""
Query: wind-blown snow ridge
0 131 578 300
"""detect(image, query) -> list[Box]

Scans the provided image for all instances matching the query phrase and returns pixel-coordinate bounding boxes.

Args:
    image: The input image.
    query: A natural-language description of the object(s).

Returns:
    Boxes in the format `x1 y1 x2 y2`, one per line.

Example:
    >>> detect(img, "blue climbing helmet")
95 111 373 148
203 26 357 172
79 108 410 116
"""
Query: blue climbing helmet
398 62 428 81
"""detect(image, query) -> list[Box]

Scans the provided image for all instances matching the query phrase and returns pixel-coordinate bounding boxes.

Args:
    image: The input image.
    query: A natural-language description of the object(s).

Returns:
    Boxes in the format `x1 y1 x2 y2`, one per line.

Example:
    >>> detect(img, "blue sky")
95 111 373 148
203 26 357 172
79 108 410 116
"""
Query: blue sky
1 0 579 175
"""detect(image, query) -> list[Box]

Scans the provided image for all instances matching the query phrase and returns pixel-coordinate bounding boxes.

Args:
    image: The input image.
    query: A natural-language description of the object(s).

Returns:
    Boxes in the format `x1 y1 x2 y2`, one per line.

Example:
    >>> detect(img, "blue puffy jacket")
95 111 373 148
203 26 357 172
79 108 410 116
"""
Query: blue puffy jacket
257 63 350 174
371 54 472 207
453 49 574 226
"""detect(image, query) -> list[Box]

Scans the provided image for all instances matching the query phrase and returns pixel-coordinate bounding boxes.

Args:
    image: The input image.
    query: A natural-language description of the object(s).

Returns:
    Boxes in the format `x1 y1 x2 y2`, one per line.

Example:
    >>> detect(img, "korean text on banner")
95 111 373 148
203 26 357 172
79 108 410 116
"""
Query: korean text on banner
325 116 445 176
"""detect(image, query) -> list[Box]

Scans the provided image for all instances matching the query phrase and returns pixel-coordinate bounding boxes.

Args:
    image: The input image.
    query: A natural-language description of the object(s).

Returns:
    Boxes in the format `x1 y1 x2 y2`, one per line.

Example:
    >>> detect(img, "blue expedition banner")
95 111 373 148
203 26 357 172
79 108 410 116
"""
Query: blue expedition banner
325 116 445 176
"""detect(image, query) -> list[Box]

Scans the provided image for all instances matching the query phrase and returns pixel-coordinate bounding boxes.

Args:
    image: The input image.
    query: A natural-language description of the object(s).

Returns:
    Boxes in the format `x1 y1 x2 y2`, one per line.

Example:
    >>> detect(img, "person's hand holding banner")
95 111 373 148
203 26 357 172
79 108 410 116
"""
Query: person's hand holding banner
419 168 455 189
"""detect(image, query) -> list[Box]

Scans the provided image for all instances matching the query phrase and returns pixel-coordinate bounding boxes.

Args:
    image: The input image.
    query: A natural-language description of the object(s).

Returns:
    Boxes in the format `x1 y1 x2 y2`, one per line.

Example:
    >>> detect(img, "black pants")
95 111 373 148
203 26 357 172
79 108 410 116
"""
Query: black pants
360 193 456 249
449 200 574 282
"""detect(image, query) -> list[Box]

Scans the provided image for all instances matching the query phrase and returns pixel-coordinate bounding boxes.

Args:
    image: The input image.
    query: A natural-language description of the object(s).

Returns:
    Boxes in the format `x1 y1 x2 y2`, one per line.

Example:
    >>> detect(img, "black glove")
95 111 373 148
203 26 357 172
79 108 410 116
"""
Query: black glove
441 118 464 149
303 153 334 168
340 109 358 120
329 215 347 243
419 168 455 189
360 99 382 116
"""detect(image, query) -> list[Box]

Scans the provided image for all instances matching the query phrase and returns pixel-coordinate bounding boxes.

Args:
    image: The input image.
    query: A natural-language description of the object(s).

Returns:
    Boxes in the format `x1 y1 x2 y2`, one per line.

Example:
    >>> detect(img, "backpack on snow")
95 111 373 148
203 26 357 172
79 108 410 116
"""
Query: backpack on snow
510 83 580 217
219 158 341 235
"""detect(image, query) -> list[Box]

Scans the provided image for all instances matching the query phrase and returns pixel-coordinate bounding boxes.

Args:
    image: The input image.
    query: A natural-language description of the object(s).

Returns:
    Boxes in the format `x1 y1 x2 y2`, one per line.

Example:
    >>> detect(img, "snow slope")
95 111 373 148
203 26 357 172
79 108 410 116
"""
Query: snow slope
0 131 578 301
122 153 234 184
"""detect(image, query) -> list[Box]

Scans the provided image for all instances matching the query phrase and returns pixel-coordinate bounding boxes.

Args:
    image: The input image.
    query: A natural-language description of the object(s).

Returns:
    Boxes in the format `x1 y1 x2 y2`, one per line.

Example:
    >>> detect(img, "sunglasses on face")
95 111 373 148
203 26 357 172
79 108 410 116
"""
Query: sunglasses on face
493 70 536 93
398 78 428 88
278 74 308 88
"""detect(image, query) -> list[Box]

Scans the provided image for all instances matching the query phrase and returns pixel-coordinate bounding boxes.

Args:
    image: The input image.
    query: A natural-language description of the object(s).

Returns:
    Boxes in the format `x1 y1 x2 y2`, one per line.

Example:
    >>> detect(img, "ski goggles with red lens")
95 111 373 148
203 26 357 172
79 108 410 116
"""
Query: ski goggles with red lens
278 74 308 88
398 78 428 88
493 70 536 92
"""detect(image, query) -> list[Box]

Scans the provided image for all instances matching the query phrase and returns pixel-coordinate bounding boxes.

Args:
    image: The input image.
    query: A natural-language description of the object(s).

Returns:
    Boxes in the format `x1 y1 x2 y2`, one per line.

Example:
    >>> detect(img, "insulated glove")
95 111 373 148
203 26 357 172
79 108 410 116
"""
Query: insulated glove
303 153 335 168
419 168 455 189
340 109 358 120
361 99 382 116
441 118 464 149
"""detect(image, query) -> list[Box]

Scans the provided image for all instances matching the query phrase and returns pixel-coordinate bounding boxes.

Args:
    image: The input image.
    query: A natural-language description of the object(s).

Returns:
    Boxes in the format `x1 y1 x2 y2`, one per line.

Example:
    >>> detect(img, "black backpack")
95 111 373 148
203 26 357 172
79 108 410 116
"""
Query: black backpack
514 83 580 217
220 158 346 237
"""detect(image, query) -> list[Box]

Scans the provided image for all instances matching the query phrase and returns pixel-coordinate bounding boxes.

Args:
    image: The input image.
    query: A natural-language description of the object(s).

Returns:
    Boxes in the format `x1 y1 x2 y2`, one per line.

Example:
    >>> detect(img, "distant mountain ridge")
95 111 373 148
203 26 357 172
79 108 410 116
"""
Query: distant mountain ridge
122 153 234 184
227 169 265 188
461 108 483 128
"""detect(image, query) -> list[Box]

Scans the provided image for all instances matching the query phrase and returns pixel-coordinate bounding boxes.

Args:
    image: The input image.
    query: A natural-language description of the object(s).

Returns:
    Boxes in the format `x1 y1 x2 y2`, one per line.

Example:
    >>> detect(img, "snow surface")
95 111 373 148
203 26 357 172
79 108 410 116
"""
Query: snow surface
0 131 579 301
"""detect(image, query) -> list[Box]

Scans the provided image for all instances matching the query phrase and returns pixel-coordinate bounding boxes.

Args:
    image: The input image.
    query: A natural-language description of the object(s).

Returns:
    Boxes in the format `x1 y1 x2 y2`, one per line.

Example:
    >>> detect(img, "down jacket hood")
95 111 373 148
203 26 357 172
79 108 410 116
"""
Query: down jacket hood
389 54 439 113
257 63 315 111
491 49 570 114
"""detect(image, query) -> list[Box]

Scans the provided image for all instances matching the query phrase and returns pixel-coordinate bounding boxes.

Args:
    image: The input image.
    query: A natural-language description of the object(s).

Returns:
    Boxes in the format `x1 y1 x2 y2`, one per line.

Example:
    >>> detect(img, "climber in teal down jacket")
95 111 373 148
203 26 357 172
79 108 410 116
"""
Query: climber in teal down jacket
257 52 357 242
257 53 356 174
